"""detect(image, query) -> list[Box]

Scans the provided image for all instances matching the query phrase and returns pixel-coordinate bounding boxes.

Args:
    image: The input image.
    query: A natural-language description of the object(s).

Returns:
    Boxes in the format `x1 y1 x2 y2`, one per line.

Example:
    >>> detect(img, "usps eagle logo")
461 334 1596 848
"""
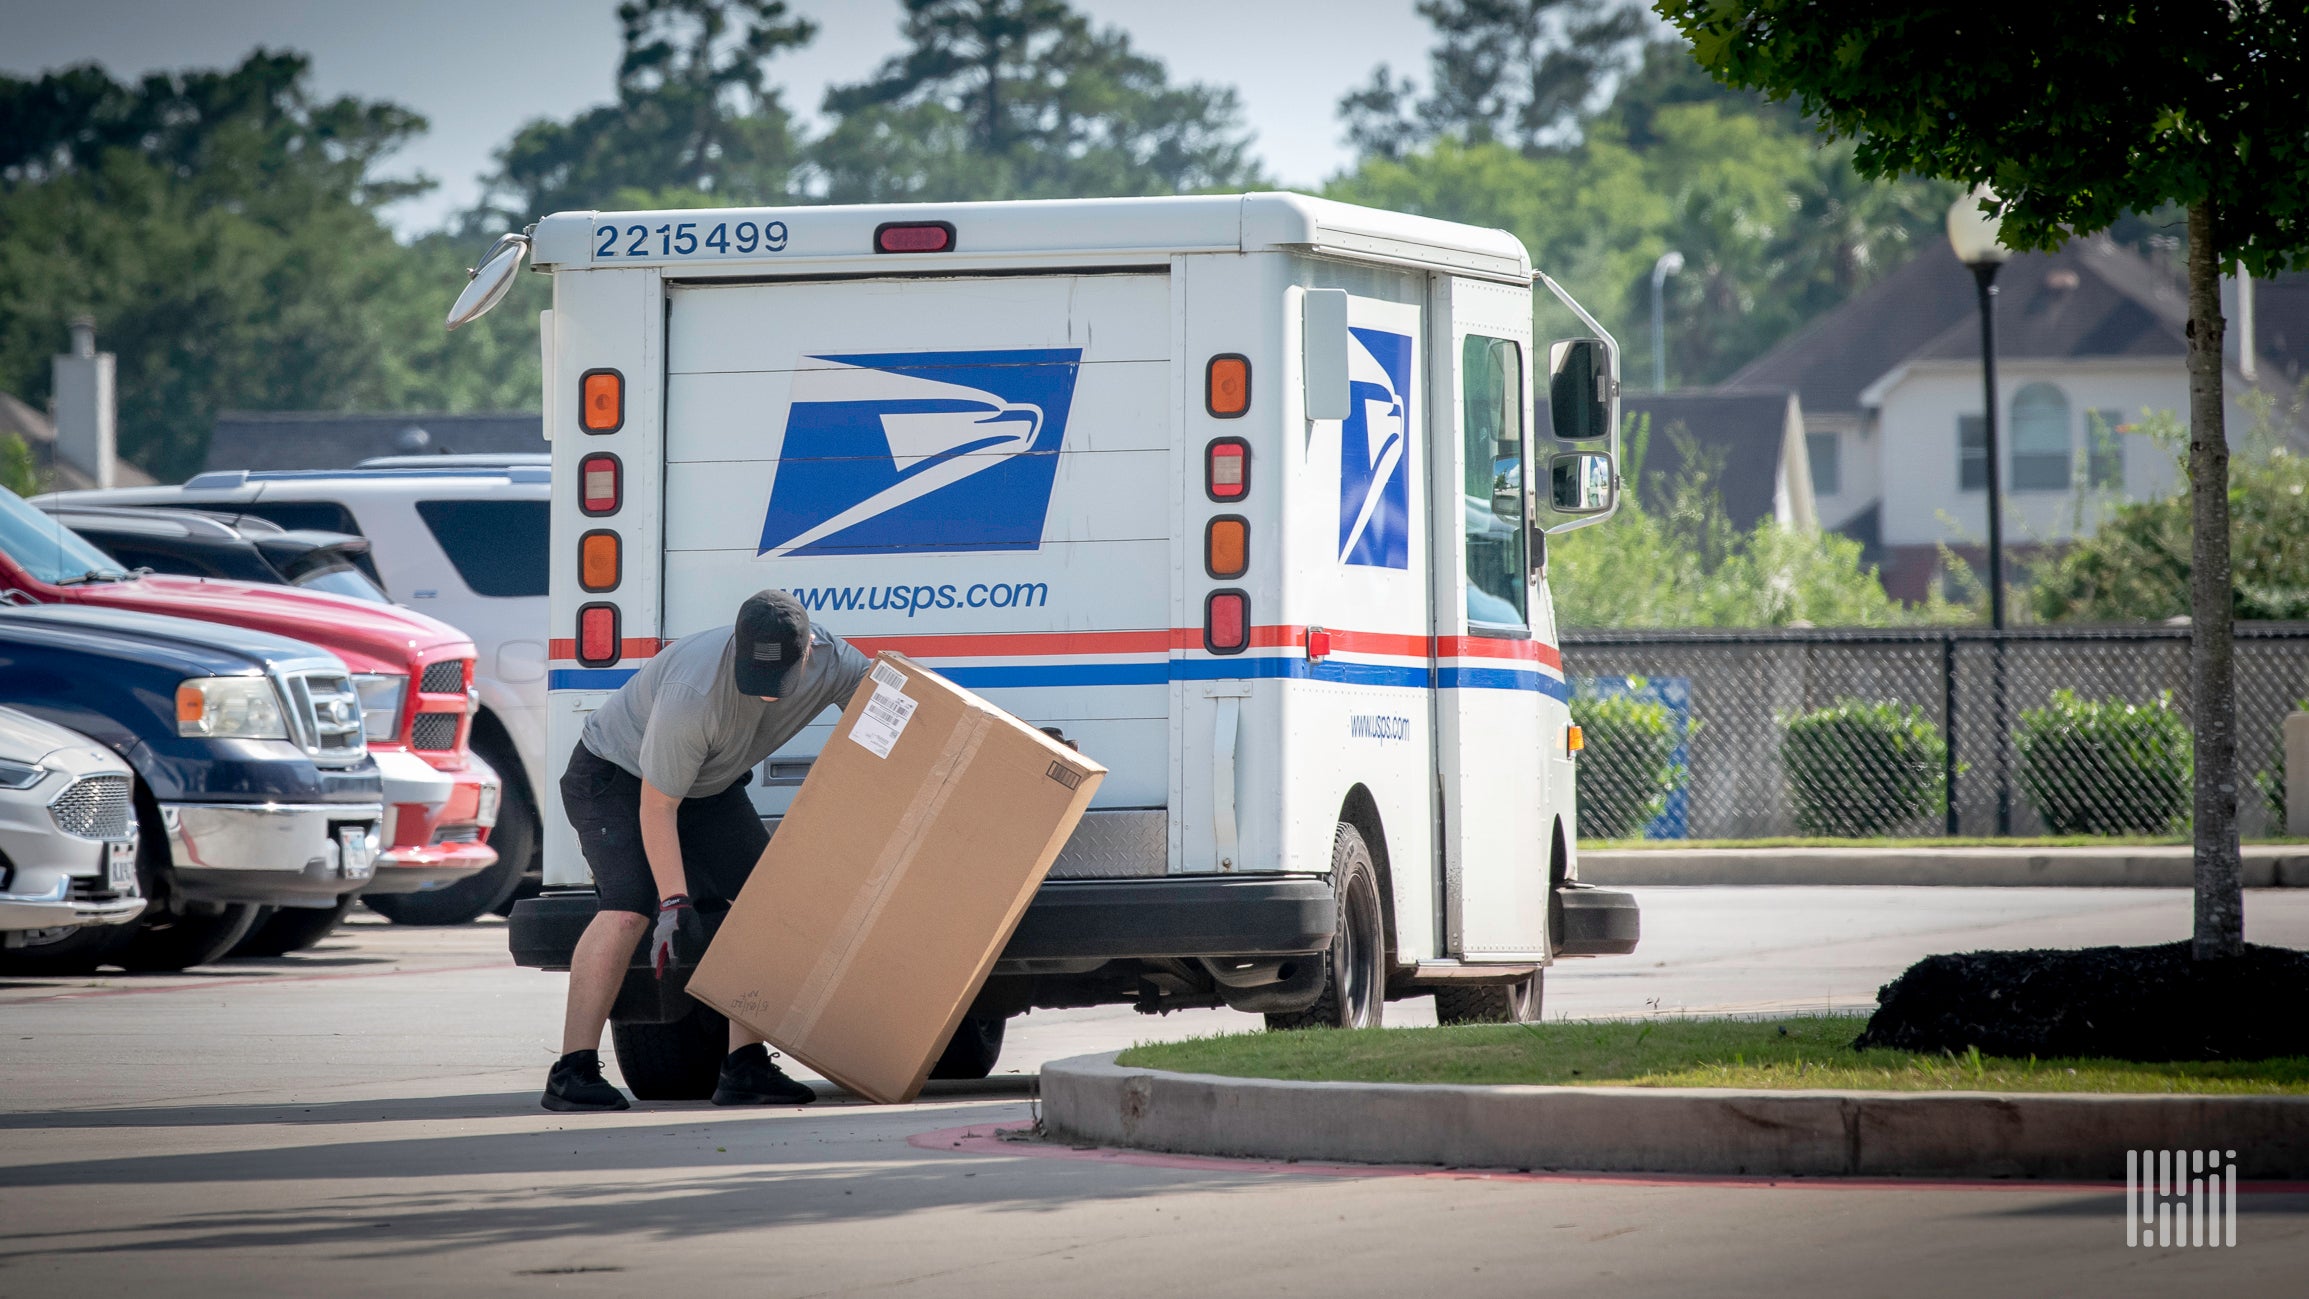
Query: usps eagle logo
1337 326 1413 569
757 348 1082 557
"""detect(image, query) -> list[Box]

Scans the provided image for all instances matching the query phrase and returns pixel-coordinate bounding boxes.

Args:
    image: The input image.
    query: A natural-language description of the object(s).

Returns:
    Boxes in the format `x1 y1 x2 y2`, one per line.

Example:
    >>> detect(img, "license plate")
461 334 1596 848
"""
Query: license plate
338 831 375 881
105 839 137 893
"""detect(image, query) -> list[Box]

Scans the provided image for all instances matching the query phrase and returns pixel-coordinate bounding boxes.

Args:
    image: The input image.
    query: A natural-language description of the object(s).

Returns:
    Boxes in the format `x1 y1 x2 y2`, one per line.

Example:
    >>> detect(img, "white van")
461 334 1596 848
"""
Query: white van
480 194 1638 1094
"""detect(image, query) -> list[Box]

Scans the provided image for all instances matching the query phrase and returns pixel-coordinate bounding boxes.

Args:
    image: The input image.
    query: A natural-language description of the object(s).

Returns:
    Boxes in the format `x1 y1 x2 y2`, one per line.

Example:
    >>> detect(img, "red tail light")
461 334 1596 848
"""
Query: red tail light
579 452 621 516
1205 590 1248 655
1207 438 1249 502
874 221 955 253
577 604 620 666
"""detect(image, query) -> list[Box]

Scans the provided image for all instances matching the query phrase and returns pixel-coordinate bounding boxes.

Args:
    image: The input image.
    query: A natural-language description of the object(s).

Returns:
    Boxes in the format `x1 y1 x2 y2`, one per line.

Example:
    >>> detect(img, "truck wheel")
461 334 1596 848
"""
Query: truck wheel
367 737 538 926
928 1014 1007 1080
230 896 354 958
610 1001 729 1100
115 903 262 972
1434 973 1543 1025
1264 822 1385 1032
0 920 138 976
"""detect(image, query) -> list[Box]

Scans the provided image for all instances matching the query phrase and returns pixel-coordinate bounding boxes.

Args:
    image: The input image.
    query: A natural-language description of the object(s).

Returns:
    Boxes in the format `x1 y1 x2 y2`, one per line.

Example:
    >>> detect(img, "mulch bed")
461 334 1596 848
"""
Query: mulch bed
1856 941 2309 1062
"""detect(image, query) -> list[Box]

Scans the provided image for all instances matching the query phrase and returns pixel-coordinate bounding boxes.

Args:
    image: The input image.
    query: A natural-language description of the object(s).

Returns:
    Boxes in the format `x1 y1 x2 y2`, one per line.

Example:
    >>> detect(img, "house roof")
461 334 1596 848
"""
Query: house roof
1621 389 1801 533
0 390 158 491
204 411 545 472
1724 235 2299 416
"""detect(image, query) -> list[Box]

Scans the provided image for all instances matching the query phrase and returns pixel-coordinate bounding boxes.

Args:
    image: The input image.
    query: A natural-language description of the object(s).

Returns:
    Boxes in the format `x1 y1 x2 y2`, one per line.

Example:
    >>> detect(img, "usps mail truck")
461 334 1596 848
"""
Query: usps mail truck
473 194 1640 1097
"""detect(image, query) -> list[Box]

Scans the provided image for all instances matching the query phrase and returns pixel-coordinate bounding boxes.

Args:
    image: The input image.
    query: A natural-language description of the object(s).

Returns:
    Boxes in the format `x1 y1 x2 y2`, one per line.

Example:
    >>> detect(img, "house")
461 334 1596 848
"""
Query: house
204 411 544 472
0 391 156 493
1619 390 1817 533
1723 236 2300 601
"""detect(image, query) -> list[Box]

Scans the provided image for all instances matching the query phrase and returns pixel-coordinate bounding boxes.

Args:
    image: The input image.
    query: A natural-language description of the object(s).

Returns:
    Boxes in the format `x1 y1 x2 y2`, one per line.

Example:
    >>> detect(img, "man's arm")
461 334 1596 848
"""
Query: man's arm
638 779 688 902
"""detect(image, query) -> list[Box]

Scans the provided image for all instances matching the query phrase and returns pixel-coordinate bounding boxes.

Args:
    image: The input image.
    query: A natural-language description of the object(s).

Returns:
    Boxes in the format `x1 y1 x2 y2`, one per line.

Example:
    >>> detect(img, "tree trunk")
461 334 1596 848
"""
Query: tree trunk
2185 199 2243 961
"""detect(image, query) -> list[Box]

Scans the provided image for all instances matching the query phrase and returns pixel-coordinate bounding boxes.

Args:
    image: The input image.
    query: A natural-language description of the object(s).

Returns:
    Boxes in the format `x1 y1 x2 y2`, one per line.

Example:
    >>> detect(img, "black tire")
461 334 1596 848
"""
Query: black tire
928 1014 1007 1080
115 902 262 972
492 872 543 918
366 735 539 927
0 919 138 976
1265 822 1386 1032
230 895 354 958
1434 972 1544 1025
610 1000 729 1100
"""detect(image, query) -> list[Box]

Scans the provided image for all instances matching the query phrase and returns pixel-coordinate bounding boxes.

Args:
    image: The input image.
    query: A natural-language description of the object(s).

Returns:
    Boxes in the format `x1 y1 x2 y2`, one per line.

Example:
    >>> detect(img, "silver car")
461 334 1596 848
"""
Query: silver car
0 706 144 937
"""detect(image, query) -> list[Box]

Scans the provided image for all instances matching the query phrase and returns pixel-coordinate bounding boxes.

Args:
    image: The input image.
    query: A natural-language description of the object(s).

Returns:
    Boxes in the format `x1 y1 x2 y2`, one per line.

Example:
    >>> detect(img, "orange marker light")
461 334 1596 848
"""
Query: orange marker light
1205 516 1248 580
580 530 621 592
1567 724 1585 754
580 369 624 433
176 684 206 726
1206 354 1250 418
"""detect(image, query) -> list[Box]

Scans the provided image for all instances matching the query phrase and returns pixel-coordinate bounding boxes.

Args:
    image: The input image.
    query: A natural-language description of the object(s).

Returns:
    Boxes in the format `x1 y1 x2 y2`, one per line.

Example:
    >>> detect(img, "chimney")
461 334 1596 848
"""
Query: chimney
50 316 117 489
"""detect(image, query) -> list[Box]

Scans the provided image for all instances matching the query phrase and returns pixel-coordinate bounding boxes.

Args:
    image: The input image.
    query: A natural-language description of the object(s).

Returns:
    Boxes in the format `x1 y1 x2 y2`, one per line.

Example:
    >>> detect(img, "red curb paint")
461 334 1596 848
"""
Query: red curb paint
906 1123 2309 1194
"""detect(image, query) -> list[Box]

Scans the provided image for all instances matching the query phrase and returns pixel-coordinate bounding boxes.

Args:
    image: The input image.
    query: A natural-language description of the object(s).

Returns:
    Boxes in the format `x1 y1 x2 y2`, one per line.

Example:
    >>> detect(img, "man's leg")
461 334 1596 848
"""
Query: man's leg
681 780 812 1105
563 910 649 1054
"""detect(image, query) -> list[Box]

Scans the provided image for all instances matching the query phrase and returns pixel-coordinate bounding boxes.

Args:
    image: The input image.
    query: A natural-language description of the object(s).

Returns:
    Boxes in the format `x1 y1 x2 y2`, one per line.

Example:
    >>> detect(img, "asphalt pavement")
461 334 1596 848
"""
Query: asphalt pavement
3 886 2305 1296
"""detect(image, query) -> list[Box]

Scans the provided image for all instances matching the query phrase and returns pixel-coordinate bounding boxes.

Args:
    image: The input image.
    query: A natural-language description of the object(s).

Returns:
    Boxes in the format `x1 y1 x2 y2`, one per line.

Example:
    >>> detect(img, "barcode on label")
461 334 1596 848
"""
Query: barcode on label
870 660 908 691
849 681 919 759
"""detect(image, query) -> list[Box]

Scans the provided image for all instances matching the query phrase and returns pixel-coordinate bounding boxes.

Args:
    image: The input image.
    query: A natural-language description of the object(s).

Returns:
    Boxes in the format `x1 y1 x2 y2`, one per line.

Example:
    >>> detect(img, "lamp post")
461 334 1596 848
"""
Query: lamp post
1650 250 1684 392
1948 188 2013 833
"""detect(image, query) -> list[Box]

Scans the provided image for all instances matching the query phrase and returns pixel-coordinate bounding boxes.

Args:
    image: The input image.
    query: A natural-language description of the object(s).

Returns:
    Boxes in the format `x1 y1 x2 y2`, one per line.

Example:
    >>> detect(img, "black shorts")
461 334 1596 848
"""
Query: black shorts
559 742 770 917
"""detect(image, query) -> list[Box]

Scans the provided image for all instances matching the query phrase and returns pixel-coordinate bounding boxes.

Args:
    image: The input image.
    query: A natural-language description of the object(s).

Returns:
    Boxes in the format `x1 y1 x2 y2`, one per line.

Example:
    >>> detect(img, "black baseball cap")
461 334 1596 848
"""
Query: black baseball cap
733 589 811 697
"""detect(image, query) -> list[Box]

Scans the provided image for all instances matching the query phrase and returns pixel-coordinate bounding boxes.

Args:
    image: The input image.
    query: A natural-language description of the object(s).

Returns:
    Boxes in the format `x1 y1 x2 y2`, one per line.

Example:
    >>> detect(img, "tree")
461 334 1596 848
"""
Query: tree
814 0 1263 202
1341 0 1651 159
1660 1 2309 959
482 0 816 222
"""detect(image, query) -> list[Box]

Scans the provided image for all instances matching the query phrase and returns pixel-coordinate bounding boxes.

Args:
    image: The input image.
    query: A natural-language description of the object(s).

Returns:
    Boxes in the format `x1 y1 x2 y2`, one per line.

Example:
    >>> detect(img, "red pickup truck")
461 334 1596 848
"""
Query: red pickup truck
0 487 498 934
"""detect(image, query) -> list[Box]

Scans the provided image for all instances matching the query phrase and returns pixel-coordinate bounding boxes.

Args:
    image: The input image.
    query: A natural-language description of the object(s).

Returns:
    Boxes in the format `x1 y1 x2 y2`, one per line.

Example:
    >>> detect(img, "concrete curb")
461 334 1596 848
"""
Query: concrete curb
1042 1051 2309 1180
1581 845 2309 888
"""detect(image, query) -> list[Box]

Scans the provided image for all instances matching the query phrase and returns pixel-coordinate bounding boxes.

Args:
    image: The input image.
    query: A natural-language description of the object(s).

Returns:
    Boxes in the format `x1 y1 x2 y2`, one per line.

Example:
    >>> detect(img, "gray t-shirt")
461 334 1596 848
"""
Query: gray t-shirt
581 623 871 798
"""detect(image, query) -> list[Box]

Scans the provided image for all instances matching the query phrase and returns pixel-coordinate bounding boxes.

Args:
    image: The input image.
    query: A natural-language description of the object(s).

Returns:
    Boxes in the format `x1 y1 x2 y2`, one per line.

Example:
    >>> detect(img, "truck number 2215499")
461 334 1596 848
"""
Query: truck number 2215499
593 219 790 260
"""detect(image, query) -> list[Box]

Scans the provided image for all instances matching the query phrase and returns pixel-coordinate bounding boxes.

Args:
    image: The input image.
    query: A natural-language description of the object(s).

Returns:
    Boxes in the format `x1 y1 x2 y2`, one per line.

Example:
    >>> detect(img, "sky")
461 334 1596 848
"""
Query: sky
0 0 1441 236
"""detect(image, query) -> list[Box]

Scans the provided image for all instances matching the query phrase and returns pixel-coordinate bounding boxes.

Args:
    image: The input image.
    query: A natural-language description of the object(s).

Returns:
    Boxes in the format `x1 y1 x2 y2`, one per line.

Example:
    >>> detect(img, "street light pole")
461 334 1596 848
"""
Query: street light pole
1949 189 2014 835
1650 251 1683 392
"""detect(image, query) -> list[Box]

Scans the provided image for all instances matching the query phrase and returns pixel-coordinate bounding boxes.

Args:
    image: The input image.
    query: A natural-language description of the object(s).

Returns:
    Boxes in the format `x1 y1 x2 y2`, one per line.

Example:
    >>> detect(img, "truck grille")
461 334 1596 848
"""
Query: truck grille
50 774 132 840
419 659 468 695
410 712 460 752
284 670 368 764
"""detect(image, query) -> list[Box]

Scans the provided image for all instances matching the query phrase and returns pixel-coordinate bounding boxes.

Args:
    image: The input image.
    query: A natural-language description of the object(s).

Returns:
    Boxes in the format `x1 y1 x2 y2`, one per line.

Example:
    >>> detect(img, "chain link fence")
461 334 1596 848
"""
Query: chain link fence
1564 626 2309 840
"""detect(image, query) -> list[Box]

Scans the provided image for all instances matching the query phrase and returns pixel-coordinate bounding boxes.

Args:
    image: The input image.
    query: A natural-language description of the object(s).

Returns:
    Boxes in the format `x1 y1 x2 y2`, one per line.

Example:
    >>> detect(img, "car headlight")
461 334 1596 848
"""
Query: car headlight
176 676 289 740
0 758 44 790
351 673 408 742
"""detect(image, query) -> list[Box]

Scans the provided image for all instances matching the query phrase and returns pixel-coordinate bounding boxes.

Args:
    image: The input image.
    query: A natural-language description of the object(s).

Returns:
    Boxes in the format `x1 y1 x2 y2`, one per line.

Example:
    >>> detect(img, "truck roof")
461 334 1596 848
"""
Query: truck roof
531 192 1533 285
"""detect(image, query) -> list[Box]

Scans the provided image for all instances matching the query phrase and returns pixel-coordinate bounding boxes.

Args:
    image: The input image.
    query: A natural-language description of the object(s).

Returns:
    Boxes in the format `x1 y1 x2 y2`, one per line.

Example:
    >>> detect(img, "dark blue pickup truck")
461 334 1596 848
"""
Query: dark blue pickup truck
0 605 384 973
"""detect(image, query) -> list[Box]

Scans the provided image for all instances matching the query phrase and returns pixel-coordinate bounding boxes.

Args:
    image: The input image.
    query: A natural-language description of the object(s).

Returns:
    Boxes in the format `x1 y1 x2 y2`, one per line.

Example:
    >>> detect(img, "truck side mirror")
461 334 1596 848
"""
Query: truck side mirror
1302 289 1351 421
1549 452 1615 514
1547 338 1610 441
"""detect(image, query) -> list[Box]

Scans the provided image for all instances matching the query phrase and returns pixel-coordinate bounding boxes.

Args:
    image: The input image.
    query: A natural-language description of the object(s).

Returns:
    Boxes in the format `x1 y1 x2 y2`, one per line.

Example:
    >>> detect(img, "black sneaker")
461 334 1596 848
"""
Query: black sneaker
713 1043 816 1106
542 1049 631 1112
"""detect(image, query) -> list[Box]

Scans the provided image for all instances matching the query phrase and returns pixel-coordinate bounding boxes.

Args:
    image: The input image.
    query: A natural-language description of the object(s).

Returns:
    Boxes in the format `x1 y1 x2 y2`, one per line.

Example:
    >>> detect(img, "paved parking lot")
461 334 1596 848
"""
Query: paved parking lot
3 887 2305 1296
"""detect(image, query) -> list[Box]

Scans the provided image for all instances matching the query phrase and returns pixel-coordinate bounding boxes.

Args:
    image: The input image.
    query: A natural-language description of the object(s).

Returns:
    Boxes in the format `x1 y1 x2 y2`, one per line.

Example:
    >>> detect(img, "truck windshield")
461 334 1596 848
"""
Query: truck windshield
0 489 131 585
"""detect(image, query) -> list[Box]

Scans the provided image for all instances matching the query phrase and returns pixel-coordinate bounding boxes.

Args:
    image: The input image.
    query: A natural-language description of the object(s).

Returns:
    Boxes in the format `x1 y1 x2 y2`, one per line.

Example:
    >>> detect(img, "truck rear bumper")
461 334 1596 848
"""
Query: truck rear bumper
1555 883 1640 957
509 875 1338 974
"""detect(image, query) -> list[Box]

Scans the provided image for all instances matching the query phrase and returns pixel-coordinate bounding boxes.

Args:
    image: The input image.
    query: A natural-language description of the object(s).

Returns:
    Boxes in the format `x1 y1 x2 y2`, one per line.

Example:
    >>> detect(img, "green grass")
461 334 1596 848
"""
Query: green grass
1115 1017 2309 1095
1580 835 2309 850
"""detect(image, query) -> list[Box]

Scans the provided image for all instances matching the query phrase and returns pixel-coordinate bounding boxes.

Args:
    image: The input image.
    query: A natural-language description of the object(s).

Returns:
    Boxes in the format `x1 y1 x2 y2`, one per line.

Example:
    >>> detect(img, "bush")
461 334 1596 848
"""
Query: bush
2015 690 2193 834
1571 691 1682 839
1778 700 1947 836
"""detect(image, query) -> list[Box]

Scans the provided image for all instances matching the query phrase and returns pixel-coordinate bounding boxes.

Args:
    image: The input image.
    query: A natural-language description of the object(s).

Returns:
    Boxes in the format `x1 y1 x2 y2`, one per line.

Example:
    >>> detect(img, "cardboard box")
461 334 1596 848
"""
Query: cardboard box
687 652 1105 1103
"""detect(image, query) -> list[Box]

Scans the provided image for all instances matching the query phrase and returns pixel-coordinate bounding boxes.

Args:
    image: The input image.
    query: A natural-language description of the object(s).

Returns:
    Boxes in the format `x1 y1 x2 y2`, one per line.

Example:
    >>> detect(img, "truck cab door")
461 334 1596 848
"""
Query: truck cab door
1428 279 1555 961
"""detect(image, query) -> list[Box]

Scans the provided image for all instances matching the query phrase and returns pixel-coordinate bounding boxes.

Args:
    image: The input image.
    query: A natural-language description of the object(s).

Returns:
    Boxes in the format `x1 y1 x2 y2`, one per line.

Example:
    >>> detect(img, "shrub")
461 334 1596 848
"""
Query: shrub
2015 690 2193 834
1571 691 1682 839
1778 699 1947 836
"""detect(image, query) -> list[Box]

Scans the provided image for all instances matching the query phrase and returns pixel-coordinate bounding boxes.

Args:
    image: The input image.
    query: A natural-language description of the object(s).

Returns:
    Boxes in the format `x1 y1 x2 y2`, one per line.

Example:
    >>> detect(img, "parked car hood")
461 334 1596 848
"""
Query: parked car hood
66 574 471 674
0 703 112 767
0 604 342 676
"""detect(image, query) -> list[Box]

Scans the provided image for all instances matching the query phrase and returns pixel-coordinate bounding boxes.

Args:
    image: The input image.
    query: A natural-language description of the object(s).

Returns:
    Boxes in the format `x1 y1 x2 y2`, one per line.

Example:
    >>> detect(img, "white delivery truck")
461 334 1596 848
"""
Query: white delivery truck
475 193 1639 1097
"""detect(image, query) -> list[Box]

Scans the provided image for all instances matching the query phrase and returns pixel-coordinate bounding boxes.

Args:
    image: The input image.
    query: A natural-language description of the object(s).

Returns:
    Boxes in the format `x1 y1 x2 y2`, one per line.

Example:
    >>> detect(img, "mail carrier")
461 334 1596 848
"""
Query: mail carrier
481 193 1640 1093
